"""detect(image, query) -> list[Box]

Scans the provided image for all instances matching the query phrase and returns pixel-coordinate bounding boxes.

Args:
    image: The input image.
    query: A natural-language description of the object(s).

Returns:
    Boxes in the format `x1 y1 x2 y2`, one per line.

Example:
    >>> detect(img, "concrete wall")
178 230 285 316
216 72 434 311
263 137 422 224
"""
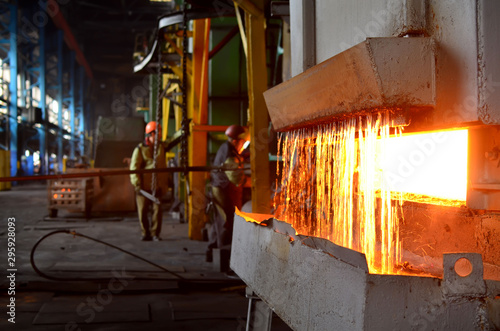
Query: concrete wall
289 0 500 129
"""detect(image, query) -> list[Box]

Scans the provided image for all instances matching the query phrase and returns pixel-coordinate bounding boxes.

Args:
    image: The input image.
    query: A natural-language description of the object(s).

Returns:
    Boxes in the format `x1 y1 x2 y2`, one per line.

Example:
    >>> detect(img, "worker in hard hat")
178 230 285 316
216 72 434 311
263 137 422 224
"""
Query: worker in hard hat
206 124 249 261
129 121 171 241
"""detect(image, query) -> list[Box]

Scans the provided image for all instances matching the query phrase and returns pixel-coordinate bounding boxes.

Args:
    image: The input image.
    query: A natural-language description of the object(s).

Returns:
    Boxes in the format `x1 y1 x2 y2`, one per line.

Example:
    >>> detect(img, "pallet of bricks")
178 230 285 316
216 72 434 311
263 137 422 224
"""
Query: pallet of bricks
47 178 93 218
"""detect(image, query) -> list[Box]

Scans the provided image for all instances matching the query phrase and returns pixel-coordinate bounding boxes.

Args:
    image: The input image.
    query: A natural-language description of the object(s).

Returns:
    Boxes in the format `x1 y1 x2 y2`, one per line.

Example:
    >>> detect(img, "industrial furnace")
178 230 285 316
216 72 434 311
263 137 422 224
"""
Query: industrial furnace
231 1 500 330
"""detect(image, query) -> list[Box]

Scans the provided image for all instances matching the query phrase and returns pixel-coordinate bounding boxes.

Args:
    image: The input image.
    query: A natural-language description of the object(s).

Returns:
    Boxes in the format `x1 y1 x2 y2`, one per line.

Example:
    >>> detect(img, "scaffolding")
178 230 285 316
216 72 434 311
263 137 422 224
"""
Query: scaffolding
0 0 91 178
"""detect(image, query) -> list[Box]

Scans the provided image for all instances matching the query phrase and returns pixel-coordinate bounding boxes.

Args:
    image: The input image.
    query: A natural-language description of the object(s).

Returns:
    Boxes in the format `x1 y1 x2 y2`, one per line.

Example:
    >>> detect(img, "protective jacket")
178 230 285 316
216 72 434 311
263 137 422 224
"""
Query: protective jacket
211 141 244 188
130 142 168 193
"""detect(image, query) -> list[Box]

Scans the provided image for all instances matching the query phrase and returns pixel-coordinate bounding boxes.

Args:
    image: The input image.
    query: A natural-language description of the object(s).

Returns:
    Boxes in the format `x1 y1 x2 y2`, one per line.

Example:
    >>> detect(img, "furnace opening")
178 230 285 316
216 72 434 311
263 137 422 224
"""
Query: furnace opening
273 112 469 275
380 129 468 204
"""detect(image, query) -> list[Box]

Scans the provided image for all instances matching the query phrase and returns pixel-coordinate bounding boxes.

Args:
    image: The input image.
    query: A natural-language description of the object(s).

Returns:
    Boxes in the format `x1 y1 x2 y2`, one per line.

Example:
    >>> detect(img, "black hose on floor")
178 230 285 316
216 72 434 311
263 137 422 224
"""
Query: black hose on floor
30 229 186 281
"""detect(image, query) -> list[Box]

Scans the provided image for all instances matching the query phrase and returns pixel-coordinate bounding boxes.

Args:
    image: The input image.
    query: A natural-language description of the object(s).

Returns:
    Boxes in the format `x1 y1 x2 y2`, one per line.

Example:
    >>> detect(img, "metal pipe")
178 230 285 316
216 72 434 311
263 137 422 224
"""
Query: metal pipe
47 0 93 79
209 26 239 59
0 165 250 182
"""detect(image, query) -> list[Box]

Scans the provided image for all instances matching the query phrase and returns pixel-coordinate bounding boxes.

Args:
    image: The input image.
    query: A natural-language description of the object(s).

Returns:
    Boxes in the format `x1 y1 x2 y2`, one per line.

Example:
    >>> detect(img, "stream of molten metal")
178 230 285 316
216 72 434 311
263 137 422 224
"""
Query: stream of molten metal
273 111 467 274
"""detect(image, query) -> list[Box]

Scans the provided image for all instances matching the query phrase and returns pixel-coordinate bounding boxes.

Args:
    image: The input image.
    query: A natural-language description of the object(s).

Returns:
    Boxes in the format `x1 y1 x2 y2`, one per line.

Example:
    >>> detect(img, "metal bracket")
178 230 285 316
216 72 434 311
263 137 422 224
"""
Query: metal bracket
245 287 273 331
443 253 486 297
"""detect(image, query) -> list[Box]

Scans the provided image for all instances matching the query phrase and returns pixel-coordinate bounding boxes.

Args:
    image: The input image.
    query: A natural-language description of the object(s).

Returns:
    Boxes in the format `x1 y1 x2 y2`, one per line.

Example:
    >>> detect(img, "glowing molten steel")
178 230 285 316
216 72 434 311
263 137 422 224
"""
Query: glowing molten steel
274 112 467 275
380 129 468 202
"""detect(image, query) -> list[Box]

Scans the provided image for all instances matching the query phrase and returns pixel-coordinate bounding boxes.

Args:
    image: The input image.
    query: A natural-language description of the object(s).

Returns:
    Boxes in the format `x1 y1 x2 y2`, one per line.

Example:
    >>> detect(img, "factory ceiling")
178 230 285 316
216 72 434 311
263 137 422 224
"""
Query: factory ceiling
59 0 177 78
46 0 266 79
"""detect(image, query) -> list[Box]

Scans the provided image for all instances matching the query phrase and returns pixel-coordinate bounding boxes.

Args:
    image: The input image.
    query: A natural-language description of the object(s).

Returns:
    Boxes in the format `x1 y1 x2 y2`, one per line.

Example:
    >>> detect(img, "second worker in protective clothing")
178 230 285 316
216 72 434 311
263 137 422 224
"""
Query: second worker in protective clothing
206 124 248 261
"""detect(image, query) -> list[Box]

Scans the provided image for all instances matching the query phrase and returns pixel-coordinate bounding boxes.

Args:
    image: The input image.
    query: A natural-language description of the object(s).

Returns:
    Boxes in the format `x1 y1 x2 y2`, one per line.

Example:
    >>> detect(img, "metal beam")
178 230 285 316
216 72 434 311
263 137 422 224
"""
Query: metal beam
48 0 93 79
8 3 17 177
245 9 271 214
69 51 76 160
192 125 229 132
270 1 290 17
188 18 210 240
38 8 47 175
57 30 63 172
234 0 264 18
209 25 239 59
78 66 85 159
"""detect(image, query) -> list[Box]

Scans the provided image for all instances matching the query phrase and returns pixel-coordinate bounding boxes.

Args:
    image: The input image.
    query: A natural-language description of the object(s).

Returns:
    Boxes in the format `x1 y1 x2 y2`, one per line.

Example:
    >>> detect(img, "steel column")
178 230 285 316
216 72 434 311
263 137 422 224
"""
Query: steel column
56 30 63 171
8 3 17 177
188 18 210 240
38 13 47 175
78 66 84 158
69 51 75 159
244 3 271 214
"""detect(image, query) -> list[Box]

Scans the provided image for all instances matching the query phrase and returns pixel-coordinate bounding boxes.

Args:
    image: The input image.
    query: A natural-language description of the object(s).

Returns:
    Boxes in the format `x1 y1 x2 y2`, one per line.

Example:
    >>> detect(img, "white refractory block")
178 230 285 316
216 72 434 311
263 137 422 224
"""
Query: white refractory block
287 0 500 129
264 37 435 131
231 213 500 330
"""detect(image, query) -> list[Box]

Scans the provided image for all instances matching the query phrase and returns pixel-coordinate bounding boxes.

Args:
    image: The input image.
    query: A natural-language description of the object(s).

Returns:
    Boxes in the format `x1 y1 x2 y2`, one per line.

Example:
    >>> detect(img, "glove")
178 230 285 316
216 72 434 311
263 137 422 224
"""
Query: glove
224 157 245 187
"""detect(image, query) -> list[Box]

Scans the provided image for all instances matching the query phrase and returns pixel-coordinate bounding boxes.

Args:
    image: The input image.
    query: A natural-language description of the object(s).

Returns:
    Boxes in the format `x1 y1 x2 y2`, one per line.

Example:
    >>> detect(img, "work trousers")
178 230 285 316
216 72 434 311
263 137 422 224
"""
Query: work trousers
136 193 162 237
208 183 243 250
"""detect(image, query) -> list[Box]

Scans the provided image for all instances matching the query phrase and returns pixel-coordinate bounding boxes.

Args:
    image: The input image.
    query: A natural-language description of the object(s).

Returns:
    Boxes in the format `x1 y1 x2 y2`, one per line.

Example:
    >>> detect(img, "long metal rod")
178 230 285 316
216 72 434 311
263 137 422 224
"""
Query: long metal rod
0 166 248 182
208 25 239 59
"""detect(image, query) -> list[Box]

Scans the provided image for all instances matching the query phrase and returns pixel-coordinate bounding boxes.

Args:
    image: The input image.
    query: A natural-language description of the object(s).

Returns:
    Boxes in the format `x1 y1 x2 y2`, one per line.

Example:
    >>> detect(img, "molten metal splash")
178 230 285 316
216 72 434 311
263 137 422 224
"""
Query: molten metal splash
274 112 404 274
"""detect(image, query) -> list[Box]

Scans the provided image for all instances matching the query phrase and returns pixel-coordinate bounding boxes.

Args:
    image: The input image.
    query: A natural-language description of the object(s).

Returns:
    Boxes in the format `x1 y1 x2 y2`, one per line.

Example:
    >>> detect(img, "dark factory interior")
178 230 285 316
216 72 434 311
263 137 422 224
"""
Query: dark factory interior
1 0 500 330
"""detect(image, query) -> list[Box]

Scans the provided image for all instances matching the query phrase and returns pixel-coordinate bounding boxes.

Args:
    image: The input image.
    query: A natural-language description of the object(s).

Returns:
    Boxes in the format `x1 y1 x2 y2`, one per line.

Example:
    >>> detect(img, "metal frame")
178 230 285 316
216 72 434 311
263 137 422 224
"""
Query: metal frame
7 2 17 177
241 0 271 214
0 1 90 178
69 51 76 159
78 66 85 159
56 30 64 172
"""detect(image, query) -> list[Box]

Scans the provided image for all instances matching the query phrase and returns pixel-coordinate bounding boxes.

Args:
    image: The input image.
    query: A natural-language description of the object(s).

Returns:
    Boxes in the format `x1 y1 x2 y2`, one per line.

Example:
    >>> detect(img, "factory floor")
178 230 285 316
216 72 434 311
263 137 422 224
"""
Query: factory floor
0 183 291 330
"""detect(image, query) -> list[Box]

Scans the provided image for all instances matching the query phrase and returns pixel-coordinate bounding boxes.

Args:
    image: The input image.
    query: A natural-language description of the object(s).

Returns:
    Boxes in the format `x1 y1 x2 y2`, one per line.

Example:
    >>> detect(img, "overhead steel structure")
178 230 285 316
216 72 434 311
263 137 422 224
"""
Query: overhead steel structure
0 0 91 179
134 6 239 240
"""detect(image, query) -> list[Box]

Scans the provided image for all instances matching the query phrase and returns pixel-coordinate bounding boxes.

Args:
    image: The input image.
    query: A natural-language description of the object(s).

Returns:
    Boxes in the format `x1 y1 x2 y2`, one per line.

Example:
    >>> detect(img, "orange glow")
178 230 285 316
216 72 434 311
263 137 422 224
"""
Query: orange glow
53 194 57 199
274 112 403 274
235 208 272 226
68 188 71 192
379 129 468 201
61 188 66 192
274 112 469 275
